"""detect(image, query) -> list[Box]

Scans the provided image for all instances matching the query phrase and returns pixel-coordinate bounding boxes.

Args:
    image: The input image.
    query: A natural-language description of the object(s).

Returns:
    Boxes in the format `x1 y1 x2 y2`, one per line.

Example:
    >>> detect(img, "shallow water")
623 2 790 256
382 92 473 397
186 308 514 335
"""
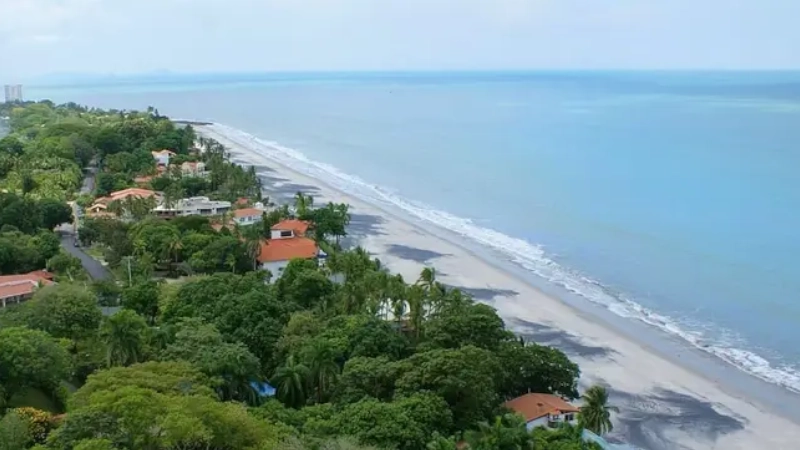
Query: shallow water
30 71 800 392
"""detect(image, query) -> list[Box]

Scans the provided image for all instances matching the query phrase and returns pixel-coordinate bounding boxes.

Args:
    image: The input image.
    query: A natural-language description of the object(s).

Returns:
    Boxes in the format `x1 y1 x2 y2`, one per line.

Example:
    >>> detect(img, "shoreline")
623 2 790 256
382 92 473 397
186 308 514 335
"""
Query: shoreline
196 123 800 450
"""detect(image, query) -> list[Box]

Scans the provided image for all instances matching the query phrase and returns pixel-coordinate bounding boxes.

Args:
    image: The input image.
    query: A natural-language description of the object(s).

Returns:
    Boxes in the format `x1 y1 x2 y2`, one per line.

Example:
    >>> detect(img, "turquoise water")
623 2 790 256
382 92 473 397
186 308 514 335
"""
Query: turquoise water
30 72 800 391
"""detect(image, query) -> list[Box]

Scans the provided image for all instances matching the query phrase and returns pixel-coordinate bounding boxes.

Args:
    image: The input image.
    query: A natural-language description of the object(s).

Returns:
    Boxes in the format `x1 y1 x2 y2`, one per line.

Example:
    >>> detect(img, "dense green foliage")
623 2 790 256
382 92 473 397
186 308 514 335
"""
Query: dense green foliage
0 102 608 450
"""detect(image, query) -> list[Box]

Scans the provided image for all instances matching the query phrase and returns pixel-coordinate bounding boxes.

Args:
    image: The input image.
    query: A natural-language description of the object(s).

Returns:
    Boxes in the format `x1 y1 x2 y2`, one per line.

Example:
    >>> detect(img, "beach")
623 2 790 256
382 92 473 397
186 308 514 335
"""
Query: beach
196 123 800 450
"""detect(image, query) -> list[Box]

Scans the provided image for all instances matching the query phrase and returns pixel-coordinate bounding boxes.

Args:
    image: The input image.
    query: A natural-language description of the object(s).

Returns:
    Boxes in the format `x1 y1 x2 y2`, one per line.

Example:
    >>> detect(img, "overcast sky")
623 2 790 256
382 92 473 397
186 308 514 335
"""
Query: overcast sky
1 0 799 82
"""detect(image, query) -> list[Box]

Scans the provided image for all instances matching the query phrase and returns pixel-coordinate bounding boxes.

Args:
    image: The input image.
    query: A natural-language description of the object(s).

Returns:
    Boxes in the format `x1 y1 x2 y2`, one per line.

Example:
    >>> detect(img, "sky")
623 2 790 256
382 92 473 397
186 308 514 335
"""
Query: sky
1 0 799 82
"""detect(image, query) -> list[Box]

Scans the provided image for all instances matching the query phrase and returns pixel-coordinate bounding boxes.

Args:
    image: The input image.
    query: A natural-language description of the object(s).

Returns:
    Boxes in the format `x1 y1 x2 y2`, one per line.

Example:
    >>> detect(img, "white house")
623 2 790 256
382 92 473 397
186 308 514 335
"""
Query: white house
151 149 175 166
153 196 231 218
256 219 326 277
504 393 580 430
181 161 209 177
232 207 265 226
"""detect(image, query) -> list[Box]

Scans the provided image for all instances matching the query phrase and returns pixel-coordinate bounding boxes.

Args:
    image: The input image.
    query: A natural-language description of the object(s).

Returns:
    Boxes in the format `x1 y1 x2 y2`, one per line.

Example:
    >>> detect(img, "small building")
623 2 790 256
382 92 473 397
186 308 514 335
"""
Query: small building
89 188 160 216
504 393 581 430
154 196 231 218
181 161 208 177
151 149 175 166
257 220 325 276
232 207 265 226
0 271 54 308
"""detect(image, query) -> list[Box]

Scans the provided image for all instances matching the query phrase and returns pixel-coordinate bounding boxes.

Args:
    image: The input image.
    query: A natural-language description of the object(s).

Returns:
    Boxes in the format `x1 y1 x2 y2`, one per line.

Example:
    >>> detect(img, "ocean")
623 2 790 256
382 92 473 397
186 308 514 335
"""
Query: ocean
29 71 800 393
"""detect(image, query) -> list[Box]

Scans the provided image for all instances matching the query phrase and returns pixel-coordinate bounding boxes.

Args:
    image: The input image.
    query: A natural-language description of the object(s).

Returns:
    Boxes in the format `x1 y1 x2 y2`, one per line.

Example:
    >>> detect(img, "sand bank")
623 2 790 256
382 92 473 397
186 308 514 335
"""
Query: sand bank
197 124 800 450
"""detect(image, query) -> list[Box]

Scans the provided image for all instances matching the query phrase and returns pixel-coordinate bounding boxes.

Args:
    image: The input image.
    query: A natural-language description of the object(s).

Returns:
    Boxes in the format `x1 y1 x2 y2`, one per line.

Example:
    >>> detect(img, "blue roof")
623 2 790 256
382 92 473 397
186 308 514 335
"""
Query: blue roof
250 381 276 397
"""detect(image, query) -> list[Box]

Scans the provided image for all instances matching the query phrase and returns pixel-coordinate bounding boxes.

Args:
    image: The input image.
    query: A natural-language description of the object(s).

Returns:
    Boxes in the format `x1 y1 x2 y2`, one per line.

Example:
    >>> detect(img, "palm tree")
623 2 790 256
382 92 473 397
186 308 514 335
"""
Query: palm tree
303 339 340 404
579 385 618 435
102 310 147 367
426 433 458 450
465 414 533 450
272 354 310 408
294 192 314 218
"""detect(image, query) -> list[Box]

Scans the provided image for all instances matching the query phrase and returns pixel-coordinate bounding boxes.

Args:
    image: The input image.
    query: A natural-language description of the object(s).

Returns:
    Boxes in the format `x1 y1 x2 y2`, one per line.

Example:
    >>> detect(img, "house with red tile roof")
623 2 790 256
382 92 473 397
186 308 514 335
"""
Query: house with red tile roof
504 393 581 430
0 271 54 308
257 219 325 277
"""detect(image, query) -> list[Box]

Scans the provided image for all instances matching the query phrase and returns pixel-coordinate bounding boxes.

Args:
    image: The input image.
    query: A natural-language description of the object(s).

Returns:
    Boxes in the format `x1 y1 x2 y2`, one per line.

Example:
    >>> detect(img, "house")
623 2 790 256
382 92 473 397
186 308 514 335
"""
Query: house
269 219 311 239
257 219 326 276
151 149 175 166
0 271 54 308
232 207 265 226
181 161 208 177
88 188 160 217
504 393 581 430
153 196 232 218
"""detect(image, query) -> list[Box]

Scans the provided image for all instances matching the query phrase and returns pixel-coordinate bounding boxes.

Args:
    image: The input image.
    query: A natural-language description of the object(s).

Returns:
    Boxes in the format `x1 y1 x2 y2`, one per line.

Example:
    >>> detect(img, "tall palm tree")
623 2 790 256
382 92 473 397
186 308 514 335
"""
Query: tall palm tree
303 339 340 404
579 385 619 435
294 192 314 218
272 354 310 408
102 310 147 367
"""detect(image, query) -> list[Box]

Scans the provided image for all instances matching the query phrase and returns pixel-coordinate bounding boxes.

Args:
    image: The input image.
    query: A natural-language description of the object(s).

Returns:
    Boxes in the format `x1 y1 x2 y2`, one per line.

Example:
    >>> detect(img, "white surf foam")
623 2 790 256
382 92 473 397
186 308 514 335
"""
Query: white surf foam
201 122 800 394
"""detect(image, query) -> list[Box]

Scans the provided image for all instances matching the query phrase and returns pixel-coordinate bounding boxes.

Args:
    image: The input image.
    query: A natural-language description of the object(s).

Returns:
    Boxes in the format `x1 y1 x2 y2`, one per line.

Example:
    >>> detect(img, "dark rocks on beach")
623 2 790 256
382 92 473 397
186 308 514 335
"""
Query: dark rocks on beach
511 318 615 359
386 244 448 263
610 387 746 450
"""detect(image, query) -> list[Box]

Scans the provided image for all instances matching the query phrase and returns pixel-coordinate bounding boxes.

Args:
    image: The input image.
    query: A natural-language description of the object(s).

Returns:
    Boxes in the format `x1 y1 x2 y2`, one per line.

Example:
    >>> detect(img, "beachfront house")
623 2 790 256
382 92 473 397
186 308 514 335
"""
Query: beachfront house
504 393 581 430
232 207 265 226
153 196 232 218
257 219 327 277
88 188 161 218
152 149 175 166
0 271 54 308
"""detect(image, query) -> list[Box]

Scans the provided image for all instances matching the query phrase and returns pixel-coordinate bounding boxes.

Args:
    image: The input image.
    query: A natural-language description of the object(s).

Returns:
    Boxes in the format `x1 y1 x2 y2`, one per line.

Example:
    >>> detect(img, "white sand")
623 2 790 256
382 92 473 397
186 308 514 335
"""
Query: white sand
197 125 800 450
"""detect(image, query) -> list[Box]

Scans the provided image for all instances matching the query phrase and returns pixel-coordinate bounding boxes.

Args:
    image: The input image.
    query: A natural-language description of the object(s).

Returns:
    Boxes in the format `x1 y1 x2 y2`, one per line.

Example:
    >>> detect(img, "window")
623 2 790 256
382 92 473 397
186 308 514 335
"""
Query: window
280 230 293 238
564 414 574 422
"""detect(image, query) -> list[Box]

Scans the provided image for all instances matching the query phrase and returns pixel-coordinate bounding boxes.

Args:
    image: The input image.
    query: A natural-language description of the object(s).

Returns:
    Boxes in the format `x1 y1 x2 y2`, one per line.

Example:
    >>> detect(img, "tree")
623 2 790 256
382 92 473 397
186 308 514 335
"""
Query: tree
396 346 501 430
47 252 86 281
421 302 512 352
24 284 102 341
0 410 32 450
39 199 73 230
0 327 71 407
294 192 314 218
161 319 262 404
101 310 149 367
0 135 24 155
333 398 428 450
498 342 580 401
272 354 310 408
302 338 342 403
334 356 401 404
578 385 618 435
464 413 534 450
121 280 161 324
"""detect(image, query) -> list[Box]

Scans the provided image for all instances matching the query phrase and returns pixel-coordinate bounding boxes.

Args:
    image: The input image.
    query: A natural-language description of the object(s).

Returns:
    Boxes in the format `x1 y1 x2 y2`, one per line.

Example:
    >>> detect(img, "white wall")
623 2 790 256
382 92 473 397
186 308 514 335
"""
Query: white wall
261 260 290 280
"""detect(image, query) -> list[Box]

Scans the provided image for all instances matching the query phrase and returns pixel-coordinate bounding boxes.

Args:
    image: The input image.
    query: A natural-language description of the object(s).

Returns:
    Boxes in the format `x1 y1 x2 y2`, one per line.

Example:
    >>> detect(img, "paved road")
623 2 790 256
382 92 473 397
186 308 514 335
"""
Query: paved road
58 231 110 280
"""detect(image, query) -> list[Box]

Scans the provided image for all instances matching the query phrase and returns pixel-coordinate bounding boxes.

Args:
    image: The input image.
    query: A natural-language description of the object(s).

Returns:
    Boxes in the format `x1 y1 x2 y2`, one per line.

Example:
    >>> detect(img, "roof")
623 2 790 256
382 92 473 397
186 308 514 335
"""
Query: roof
181 161 203 168
233 208 264 218
236 197 250 206
503 393 580 422
108 188 158 201
134 175 154 184
258 237 318 263
0 271 54 300
271 219 310 236
151 149 176 156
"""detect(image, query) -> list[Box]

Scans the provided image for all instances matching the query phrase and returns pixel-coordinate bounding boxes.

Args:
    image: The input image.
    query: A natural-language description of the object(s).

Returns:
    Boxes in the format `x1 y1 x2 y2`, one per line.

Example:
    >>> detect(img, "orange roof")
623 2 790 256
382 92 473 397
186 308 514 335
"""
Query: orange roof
258 237 318 263
109 188 157 201
0 271 54 300
271 219 310 237
503 393 580 422
233 208 264 218
236 197 250 206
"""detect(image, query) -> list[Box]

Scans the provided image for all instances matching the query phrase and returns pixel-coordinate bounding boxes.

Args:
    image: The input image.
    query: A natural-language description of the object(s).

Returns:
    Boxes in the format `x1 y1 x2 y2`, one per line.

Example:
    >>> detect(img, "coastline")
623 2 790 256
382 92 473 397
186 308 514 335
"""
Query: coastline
196 123 800 450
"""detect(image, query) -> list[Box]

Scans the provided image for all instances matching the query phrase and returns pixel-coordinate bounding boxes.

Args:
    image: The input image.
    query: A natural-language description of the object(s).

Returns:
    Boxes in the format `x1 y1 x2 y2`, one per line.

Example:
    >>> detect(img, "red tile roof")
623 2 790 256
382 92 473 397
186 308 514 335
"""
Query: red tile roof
503 393 580 422
109 188 158 201
233 208 265 219
0 271 54 300
271 219 310 237
257 238 318 263
236 197 250 206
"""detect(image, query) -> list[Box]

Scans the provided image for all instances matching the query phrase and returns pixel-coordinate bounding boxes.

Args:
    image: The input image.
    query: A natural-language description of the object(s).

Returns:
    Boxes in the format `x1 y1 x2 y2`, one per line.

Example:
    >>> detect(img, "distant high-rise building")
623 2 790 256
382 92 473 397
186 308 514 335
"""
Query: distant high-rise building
3 85 23 103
